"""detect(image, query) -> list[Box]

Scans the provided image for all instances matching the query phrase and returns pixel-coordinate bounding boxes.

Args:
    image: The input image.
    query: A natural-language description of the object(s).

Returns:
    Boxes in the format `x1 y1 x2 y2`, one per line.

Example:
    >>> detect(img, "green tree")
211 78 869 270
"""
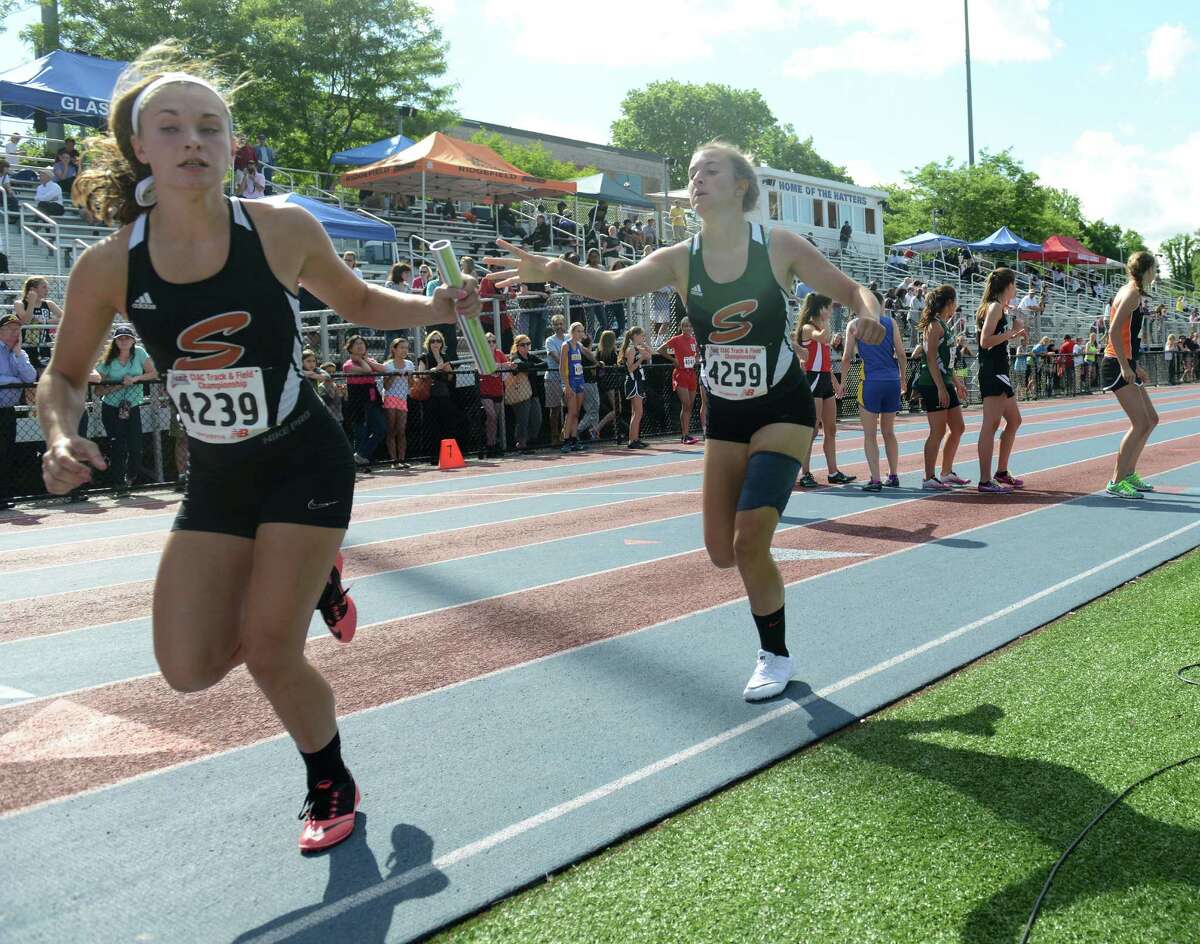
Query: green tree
1077 218 1147 262
611 81 847 187
56 0 455 170
469 130 595 181
1160 232 1199 288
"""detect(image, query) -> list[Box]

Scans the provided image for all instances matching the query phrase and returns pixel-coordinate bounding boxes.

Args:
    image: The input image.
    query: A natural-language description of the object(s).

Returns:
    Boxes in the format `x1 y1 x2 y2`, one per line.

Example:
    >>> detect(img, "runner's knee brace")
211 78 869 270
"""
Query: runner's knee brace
736 451 801 517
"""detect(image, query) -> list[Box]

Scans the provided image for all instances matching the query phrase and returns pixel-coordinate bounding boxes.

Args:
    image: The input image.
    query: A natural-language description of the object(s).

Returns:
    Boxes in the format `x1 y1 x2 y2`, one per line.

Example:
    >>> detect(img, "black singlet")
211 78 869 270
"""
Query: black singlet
125 197 307 446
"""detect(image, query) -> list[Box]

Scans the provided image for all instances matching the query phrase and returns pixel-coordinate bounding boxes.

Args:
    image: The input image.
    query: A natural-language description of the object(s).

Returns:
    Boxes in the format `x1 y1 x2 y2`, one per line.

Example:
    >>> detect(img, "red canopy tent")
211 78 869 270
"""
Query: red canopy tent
1019 235 1111 265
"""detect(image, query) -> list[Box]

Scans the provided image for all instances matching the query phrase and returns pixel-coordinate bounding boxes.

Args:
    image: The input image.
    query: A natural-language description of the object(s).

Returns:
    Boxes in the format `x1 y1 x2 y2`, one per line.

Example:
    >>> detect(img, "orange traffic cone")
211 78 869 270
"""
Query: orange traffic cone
438 438 466 471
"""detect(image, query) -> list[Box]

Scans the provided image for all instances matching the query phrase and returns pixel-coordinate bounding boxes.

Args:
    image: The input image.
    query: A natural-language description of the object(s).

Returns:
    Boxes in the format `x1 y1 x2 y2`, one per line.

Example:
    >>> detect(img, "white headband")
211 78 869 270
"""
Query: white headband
130 73 228 136
129 73 230 209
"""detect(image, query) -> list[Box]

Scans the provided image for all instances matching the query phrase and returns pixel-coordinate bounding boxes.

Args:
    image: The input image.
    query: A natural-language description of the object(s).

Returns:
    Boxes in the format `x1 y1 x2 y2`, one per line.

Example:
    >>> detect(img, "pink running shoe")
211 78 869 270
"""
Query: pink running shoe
298 777 360 852
681 435 700 445
317 552 357 643
922 477 952 491
994 471 1024 489
978 481 1014 494
941 472 971 487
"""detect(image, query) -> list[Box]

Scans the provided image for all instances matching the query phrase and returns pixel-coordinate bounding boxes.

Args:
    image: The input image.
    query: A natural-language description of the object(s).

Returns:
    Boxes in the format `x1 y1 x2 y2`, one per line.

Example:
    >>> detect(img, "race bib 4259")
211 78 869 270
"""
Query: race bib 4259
705 345 768 400
168 368 269 444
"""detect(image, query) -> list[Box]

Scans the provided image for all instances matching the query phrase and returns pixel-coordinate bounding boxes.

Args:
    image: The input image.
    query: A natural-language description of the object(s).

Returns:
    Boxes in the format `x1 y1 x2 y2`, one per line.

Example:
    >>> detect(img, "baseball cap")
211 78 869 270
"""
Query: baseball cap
0 313 19 327
112 323 136 338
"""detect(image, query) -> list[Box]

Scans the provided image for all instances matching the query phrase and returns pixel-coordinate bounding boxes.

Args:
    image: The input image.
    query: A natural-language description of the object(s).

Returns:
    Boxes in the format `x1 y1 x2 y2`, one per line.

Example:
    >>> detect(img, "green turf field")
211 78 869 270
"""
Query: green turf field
437 551 1200 944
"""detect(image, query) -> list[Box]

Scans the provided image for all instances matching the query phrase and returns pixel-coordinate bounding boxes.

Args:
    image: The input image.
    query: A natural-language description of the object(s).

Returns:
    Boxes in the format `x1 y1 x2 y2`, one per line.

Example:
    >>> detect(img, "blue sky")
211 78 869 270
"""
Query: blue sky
3 0 1197 243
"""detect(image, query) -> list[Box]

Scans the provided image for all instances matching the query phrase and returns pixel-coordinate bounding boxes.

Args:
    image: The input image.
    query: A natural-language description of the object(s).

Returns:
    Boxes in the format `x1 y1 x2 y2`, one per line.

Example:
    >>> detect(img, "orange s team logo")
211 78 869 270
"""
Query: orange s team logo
708 300 758 344
173 312 252 370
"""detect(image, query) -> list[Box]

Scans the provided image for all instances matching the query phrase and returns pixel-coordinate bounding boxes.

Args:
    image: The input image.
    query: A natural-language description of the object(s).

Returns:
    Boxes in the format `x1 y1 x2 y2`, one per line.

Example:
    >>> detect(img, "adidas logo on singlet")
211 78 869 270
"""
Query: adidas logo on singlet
689 284 704 298
131 292 157 311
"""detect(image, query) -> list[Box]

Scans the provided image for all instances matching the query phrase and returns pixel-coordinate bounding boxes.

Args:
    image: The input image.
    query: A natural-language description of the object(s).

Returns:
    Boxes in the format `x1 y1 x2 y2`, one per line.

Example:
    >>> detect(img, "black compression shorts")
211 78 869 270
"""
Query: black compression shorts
173 383 356 539
917 383 962 413
707 376 816 444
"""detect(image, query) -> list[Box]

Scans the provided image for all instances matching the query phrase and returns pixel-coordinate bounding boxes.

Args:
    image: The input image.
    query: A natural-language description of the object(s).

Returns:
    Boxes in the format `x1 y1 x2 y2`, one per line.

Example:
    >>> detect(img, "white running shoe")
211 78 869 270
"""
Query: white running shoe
743 650 794 701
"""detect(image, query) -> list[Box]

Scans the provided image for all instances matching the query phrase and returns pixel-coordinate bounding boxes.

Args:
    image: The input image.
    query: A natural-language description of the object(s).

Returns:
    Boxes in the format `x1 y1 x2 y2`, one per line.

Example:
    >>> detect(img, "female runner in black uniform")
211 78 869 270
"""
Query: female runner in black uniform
37 49 480 853
488 141 883 701
975 268 1027 492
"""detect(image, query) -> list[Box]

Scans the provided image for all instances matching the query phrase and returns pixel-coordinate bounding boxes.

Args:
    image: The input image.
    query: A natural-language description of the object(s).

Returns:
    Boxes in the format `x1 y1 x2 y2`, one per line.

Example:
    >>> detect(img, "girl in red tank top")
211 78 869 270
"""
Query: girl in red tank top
795 294 855 488
657 316 702 444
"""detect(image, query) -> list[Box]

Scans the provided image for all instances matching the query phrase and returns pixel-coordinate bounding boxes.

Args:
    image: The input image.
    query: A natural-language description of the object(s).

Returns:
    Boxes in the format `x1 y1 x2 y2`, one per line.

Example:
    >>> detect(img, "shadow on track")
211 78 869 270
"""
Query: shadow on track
233 817 448 944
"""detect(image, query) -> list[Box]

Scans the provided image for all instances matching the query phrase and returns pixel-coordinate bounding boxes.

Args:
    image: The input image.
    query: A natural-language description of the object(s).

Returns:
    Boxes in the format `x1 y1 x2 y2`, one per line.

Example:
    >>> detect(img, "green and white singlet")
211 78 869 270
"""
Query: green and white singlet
685 223 815 443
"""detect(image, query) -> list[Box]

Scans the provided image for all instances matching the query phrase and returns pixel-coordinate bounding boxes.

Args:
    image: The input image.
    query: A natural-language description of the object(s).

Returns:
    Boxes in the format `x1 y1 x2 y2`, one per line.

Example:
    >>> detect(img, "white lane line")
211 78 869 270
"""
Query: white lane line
3 454 1197 824
238 514 1200 943
8 413 1197 610
1 391 1190 555
4 432 1199 704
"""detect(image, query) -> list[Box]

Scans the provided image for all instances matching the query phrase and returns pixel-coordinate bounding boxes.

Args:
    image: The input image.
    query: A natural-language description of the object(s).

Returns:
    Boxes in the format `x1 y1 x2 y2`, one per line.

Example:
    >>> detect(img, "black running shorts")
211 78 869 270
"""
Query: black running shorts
1100 356 1140 393
173 383 355 539
707 375 816 444
917 383 962 413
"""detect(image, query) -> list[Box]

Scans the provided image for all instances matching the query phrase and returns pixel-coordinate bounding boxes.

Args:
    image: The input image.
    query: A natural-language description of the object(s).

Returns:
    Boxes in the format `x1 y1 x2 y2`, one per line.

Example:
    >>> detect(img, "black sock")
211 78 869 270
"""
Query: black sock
300 731 350 789
753 606 788 657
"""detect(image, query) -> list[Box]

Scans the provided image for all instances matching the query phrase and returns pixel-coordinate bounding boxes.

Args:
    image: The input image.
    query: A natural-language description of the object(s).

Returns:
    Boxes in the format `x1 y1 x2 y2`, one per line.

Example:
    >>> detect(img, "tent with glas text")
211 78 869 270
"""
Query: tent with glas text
0 50 127 128
331 133 415 167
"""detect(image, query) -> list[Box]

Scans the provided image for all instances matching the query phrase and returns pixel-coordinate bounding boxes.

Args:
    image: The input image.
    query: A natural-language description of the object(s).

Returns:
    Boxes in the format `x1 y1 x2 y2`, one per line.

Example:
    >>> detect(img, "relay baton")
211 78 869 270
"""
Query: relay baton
430 239 495 374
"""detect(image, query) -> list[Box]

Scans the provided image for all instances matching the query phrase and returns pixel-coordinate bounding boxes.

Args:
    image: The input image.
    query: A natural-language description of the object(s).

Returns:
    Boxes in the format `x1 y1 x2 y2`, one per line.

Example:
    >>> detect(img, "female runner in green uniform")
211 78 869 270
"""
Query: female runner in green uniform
487 142 882 700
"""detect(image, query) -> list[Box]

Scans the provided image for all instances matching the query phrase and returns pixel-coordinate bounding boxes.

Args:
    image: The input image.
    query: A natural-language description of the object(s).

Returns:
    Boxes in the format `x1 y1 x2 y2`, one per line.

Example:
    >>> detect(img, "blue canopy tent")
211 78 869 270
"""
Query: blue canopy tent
890 231 968 252
258 192 395 242
330 133 415 167
0 50 127 128
571 172 656 211
967 226 1041 254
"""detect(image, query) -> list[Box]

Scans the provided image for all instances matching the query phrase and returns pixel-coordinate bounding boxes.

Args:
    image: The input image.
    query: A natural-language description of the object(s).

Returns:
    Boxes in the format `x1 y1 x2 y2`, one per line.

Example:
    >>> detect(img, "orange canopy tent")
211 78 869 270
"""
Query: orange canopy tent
341 131 577 203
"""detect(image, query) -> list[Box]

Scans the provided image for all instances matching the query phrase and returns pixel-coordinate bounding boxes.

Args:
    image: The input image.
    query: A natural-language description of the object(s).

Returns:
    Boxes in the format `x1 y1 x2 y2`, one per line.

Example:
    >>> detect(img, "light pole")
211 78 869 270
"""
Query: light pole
964 0 975 167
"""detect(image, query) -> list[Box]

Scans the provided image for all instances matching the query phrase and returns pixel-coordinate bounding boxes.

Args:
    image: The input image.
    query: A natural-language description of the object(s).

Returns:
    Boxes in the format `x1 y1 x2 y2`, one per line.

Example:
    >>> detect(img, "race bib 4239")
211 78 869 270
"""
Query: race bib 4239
705 345 768 400
168 368 269 444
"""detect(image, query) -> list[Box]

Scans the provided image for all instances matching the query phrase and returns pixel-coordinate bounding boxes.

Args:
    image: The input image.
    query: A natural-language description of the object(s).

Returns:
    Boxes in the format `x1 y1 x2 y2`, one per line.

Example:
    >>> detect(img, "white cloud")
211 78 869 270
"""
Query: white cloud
1037 130 1200 247
782 0 1061 79
479 0 802 65
1146 24 1195 82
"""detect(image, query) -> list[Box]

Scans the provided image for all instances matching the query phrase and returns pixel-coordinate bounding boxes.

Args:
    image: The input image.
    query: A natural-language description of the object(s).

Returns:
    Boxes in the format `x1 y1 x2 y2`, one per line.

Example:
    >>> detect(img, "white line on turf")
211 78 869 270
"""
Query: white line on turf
3 455 1197 823
238 514 1200 942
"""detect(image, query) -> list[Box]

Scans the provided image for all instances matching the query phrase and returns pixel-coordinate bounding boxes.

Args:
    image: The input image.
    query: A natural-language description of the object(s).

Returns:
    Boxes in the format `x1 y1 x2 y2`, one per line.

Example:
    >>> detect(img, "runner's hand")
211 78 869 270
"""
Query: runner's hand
1135 364 1148 383
834 380 845 399
954 378 967 400
42 434 106 495
900 377 907 396
483 240 555 290
936 384 949 409
432 276 481 324
1120 363 1136 385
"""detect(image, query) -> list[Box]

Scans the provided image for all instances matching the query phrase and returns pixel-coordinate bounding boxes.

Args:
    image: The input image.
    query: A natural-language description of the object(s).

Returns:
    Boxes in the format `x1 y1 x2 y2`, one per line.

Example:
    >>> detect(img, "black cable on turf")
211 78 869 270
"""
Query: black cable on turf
1019 664 1200 944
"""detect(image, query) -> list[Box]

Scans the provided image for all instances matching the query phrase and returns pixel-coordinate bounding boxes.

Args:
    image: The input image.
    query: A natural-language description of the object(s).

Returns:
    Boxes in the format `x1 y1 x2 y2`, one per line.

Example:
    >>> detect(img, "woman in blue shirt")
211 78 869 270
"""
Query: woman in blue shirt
94 324 157 495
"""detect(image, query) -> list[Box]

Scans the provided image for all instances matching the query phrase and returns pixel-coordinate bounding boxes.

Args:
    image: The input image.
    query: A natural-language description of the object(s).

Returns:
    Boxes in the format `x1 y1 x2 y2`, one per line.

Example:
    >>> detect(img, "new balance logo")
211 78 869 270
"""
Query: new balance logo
689 284 704 298
131 292 156 310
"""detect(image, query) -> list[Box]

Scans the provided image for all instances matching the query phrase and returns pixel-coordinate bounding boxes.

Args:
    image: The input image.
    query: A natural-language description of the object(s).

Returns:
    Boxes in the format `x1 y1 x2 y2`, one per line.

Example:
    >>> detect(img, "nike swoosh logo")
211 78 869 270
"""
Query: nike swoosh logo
308 499 339 510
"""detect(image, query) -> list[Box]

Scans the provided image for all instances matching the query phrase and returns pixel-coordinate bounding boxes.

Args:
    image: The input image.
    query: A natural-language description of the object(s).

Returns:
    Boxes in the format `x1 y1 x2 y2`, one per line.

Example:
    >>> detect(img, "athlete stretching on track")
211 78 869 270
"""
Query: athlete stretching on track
488 141 883 701
36 46 480 853
1101 250 1159 499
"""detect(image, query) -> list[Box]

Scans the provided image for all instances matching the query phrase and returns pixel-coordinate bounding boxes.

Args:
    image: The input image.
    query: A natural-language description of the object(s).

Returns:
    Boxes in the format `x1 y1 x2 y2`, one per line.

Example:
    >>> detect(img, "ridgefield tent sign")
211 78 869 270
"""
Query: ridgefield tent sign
0 50 128 128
